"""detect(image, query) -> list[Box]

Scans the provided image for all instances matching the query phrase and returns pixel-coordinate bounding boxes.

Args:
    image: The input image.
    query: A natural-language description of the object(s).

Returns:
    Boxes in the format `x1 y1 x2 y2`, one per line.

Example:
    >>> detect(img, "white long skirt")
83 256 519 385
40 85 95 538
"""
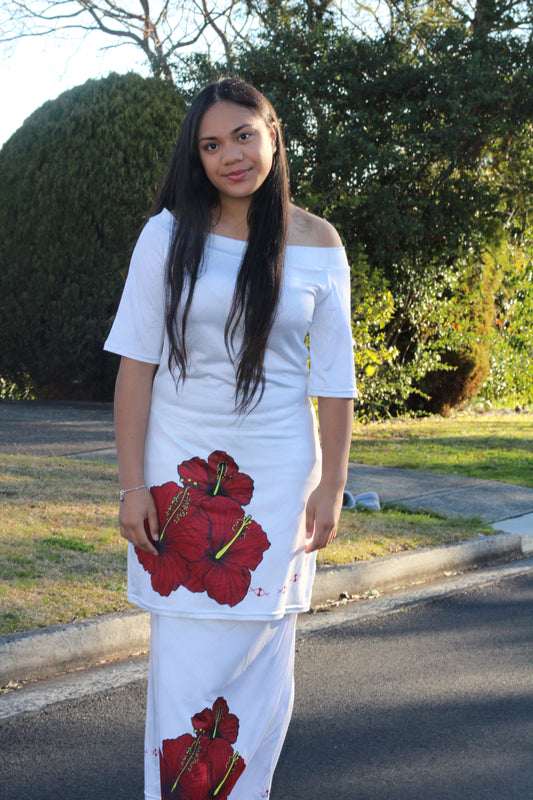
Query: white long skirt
144 613 297 800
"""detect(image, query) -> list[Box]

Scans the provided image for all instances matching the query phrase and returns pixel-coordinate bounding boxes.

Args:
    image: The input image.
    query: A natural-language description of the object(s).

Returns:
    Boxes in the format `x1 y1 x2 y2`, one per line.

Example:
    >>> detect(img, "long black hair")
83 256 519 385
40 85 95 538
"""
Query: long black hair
152 77 290 412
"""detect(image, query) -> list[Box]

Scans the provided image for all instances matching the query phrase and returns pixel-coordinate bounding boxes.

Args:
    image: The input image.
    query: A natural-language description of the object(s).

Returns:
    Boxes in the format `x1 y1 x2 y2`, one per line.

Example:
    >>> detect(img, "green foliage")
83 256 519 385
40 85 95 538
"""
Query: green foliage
183 6 533 416
0 376 35 400
41 536 96 552
414 250 502 415
475 125 533 407
3 5 529 410
0 72 185 399
478 255 533 406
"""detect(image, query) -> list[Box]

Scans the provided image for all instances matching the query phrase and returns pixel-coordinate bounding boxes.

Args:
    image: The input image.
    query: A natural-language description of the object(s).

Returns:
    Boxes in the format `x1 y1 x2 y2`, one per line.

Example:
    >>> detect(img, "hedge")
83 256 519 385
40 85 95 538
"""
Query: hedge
0 72 185 399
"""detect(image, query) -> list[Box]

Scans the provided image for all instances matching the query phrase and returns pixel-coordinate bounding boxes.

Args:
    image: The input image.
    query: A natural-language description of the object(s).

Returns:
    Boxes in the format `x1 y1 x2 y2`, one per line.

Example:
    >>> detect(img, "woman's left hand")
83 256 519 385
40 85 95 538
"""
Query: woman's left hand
304 482 345 553
305 397 353 553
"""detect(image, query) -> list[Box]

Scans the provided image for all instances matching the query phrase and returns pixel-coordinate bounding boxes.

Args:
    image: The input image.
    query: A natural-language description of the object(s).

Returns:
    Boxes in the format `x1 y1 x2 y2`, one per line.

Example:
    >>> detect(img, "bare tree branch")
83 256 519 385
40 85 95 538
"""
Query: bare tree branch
198 0 238 60
2 0 530 89
0 0 251 81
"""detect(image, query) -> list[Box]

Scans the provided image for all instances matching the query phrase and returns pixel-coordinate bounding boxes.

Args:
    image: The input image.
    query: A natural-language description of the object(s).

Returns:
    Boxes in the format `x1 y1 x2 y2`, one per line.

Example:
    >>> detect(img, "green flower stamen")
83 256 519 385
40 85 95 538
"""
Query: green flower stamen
160 488 189 543
212 706 223 739
213 461 228 496
171 738 202 792
215 516 251 560
213 752 241 796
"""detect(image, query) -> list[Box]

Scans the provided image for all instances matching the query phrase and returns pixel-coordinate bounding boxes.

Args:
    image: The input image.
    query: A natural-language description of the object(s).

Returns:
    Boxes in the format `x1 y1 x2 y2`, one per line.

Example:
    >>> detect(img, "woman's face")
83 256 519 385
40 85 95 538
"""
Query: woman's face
197 101 277 203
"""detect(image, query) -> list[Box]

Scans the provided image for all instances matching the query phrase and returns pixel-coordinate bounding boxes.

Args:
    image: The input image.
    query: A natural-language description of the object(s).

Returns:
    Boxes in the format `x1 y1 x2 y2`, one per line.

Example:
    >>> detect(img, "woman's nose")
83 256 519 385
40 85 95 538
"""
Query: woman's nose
222 145 244 164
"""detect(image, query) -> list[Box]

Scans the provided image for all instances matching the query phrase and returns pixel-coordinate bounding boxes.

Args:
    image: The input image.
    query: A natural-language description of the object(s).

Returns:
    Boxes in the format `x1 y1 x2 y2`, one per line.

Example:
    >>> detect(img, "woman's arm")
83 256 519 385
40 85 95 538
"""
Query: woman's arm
305 396 354 553
114 356 159 555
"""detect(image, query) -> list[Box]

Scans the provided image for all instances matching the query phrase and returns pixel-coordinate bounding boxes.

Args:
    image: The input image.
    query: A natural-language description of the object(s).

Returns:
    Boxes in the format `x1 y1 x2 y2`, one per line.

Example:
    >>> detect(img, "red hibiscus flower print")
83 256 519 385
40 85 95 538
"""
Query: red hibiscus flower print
183 497 271 607
135 482 193 597
192 697 239 744
160 698 246 800
160 734 209 799
137 451 270 606
204 739 245 800
178 451 254 508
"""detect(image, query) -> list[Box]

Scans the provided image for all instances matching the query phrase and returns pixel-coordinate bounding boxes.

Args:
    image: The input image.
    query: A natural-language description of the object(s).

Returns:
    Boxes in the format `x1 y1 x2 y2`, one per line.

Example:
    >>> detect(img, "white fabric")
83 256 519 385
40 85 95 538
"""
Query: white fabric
104 208 356 620
144 613 297 800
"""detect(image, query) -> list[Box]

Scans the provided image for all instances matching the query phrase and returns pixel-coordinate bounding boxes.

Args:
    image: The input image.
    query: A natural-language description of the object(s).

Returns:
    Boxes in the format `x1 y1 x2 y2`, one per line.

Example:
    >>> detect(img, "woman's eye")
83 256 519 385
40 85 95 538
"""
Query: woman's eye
204 143 218 151
238 132 251 141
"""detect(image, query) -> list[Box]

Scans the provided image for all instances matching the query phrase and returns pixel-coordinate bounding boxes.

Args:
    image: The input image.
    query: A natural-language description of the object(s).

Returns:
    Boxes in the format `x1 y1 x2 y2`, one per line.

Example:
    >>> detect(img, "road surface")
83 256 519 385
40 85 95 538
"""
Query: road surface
1 566 532 800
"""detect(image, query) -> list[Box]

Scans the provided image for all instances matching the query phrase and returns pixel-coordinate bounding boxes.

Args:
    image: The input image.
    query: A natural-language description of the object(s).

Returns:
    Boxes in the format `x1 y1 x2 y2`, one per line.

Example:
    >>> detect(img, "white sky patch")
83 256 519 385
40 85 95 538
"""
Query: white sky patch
0 32 147 147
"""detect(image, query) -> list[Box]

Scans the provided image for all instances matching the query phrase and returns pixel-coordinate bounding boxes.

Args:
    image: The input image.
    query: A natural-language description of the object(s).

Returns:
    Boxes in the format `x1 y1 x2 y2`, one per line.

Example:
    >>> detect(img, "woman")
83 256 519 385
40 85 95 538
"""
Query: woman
105 77 356 800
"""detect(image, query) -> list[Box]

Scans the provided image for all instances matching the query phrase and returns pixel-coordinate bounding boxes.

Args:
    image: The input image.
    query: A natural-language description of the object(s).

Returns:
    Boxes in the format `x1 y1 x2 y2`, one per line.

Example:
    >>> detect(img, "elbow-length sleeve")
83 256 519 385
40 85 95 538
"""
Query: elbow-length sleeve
103 212 171 364
307 248 357 399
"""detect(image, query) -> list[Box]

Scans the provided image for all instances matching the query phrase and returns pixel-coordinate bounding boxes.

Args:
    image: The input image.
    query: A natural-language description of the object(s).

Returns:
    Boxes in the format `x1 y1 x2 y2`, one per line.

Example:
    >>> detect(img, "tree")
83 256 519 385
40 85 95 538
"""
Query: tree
3 0 532 87
3 0 532 411
0 72 185 399
187 4 533 415
0 0 249 82
334 0 533 39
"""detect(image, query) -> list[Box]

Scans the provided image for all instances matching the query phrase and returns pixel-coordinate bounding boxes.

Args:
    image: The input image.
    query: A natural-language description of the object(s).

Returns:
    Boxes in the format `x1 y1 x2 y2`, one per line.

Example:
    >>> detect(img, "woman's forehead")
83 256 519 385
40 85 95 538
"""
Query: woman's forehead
198 101 264 138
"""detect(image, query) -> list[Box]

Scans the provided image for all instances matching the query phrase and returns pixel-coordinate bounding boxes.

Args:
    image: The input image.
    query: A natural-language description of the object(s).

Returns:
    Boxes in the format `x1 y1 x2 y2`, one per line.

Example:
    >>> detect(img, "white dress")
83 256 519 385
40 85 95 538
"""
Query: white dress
105 208 356 621
104 208 356 799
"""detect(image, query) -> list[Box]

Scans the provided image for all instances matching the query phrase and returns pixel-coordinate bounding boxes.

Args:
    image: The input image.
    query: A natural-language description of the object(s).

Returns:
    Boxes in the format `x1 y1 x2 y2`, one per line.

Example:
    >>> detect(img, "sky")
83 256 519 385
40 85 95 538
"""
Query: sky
0 32 147 147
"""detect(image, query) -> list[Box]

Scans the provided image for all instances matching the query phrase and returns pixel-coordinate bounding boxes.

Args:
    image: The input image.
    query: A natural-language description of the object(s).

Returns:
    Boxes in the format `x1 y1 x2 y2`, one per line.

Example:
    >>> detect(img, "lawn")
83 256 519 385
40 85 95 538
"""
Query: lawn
350 410 533 487
1 409 530 634
0 455 126 634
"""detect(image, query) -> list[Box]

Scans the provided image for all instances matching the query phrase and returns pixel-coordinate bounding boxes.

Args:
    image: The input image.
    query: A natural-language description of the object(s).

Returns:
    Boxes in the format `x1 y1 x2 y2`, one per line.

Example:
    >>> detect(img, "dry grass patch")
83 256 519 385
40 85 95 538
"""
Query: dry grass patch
0 454 130 634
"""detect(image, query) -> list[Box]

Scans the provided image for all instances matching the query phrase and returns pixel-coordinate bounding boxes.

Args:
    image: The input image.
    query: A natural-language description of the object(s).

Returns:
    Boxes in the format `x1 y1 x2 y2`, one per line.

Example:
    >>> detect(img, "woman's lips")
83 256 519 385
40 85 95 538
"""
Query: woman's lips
224 169 250 181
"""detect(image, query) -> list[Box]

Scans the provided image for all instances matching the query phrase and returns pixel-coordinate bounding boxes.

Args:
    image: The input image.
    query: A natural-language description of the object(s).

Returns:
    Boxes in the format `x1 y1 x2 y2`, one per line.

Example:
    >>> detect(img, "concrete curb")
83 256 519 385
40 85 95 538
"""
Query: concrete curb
310 532 523 606
0 532 527 686
0 609 150 686
521 534 533 557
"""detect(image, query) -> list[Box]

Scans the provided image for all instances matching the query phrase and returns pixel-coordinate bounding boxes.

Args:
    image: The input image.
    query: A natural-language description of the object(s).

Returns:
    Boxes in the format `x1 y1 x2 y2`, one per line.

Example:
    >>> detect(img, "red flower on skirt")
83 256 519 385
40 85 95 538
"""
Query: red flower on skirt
203 739 245 800
192 697 239 744
135 482 194 597
178 451 254 507
182 497 271 607
160 735 245 800
160 698 246 800
160 734 209 799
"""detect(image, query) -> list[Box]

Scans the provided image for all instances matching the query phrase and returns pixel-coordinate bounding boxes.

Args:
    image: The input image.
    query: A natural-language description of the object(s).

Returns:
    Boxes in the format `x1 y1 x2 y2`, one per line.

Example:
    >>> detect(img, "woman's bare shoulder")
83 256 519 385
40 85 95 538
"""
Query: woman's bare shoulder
287 206 343 248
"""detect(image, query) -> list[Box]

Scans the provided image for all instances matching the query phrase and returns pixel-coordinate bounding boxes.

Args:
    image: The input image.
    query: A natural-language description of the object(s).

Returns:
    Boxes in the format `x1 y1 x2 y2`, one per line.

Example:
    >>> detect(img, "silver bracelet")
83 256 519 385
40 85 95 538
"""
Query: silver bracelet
119 484 147 502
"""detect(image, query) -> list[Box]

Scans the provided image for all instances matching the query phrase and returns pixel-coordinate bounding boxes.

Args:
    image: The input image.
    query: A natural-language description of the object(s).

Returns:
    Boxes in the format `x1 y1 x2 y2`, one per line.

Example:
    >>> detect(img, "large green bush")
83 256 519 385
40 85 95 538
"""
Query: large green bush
0 72 185 399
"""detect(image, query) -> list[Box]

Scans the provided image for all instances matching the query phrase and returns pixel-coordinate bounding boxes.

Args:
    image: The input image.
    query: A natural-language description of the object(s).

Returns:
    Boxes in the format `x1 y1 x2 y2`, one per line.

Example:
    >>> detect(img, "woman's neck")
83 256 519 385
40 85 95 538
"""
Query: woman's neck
210 195 251 241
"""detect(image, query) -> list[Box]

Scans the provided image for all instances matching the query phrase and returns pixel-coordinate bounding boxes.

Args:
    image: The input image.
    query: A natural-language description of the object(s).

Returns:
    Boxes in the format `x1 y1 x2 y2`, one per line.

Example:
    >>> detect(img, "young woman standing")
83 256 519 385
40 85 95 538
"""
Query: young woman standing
105 77 356 800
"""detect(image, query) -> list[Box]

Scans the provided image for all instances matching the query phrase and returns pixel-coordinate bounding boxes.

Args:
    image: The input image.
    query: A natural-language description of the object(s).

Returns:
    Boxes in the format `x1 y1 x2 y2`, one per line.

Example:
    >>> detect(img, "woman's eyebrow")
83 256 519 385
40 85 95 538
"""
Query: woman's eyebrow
199 123 252 142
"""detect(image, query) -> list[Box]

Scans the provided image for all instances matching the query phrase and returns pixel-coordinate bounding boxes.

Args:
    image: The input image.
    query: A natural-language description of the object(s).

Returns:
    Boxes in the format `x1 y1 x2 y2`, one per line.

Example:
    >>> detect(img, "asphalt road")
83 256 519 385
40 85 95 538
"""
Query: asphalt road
1 568 532 800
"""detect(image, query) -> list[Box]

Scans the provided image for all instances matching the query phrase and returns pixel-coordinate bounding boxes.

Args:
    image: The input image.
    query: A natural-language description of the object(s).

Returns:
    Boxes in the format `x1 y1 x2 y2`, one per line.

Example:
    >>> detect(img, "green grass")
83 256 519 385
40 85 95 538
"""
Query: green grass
1 409 530 635
317 506 494 567
349 410 533 487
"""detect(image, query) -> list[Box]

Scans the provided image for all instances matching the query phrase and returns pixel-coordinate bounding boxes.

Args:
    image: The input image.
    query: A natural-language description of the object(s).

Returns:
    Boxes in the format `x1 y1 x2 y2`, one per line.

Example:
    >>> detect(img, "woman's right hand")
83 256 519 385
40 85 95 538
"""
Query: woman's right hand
118 487 160 555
